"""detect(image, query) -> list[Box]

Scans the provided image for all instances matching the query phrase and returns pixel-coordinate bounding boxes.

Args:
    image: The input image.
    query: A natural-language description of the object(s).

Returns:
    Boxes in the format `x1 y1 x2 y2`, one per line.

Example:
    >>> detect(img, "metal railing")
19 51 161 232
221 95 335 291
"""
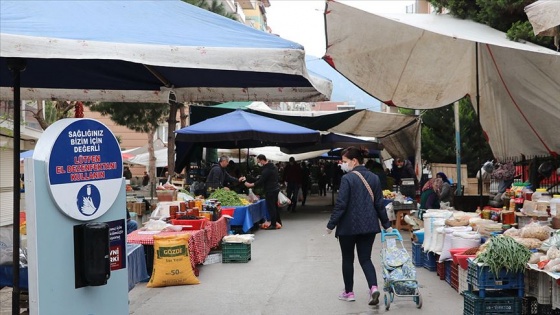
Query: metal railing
489 154 559 194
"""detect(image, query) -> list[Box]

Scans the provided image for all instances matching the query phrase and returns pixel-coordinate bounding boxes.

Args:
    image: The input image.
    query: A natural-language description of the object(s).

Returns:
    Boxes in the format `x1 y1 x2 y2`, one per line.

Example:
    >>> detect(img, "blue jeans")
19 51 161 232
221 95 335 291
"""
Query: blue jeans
127 219 138 234
338 233 378 293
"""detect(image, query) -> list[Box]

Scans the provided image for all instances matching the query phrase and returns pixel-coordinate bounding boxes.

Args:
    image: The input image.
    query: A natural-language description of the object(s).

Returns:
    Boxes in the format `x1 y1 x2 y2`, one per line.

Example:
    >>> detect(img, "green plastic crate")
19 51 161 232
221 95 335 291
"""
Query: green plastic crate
222 242 251 263
463 290 522 315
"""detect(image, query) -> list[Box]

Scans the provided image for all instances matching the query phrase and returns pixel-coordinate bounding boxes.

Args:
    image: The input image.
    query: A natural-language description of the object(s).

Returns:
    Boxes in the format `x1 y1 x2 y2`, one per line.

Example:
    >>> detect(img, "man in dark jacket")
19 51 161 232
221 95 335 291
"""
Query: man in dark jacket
245 154 281 230
205 156 245 196
392 157 417 190
283 156 302 212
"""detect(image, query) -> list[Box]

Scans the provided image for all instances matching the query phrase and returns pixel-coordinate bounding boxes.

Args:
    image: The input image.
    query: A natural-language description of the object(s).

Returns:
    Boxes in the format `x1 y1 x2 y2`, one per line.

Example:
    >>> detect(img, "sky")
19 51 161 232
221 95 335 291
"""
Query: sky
265 1 416 109
266 1 416 57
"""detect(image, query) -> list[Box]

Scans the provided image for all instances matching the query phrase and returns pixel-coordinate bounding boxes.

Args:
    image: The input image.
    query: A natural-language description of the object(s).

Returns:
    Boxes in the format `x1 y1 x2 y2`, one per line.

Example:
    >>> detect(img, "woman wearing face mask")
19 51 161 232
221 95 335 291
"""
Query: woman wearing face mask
245 154 282 230
326 147 393 305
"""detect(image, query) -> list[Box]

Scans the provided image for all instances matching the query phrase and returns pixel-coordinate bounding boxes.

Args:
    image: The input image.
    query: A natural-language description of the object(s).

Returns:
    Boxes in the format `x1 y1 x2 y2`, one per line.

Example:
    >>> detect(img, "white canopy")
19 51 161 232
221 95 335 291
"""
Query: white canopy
525 0 560 36
324 2 560 159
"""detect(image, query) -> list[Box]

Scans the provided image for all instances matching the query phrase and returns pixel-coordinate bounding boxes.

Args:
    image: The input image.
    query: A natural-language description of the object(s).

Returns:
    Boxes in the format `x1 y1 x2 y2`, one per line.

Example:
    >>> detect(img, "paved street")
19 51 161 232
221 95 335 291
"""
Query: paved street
2 193 464 314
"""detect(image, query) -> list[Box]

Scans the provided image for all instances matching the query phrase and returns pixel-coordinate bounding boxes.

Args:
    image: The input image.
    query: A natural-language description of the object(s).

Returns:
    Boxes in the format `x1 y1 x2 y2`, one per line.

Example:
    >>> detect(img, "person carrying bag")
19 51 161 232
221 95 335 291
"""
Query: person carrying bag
326 147 393 305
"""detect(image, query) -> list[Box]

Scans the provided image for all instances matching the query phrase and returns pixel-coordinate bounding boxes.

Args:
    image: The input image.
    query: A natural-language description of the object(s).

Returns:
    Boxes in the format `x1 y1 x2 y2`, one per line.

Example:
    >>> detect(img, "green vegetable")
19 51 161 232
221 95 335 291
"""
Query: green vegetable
476 235 531 276
209 188 243 206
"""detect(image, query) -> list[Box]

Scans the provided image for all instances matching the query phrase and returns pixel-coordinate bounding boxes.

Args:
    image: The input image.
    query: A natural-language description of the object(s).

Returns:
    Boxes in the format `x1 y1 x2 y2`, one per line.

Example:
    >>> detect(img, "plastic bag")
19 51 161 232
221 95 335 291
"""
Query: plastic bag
520 222 552 241
277 191 291 207
386 203 396 221
248 189 259 203
540 230 560 252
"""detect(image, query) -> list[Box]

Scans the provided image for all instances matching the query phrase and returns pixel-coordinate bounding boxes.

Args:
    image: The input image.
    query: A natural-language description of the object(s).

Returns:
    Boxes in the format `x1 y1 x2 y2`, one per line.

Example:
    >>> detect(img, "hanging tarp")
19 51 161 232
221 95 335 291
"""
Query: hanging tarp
324 1 560 159
0 0 331 102
525 0 560 36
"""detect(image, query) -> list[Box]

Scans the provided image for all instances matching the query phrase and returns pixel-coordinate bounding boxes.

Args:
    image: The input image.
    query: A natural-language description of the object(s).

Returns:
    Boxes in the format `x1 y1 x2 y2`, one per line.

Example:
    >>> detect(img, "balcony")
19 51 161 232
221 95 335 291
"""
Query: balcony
237 0 257 10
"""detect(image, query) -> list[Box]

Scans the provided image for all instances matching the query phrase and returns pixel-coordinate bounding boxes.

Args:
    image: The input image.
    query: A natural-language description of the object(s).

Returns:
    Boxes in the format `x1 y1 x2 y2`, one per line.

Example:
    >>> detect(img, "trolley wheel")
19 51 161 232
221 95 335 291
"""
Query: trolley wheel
414 293 422 309
384 294 390 310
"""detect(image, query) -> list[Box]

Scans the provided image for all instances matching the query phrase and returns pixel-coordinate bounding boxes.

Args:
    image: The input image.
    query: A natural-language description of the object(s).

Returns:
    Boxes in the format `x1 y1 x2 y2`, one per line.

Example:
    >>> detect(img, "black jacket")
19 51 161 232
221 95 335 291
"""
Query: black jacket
327 166 391 237
206 164 237 190
254 162 280 193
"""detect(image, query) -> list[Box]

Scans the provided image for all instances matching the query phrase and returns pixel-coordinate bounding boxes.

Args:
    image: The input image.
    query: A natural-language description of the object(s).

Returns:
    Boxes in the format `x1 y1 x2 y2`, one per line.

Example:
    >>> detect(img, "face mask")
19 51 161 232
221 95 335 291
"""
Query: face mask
341 162 350 173
397 165 403 168
257 162 263 167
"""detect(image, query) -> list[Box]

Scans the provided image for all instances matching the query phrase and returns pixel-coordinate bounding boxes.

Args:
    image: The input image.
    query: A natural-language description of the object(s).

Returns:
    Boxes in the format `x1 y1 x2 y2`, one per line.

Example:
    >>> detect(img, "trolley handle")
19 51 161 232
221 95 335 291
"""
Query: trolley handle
381 229 402 242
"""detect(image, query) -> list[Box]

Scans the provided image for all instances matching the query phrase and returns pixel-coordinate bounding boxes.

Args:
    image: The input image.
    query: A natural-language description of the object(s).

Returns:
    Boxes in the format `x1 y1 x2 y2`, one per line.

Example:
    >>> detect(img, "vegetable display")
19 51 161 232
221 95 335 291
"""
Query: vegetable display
476 235 531 276
208 188 244 206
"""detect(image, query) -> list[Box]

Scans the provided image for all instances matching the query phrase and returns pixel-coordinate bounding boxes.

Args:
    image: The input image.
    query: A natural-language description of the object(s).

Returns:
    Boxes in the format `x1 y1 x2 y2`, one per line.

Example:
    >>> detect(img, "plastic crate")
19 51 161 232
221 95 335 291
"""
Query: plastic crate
445 260 452 284
423 252 437 271
412 242 424 267
437 261 447 280
451 262 459 292
221 242 251 263
525 269 552 304
463 290 522 315
467 261 524 298
459 266 478 295
552 277 560 311
537 304 560 315
523 296 539 315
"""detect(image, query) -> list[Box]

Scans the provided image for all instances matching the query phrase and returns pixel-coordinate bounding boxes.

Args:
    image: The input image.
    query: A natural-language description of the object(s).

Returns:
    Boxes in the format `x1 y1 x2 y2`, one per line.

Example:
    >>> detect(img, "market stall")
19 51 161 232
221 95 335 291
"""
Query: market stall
408 206 560 314
229 199 269 233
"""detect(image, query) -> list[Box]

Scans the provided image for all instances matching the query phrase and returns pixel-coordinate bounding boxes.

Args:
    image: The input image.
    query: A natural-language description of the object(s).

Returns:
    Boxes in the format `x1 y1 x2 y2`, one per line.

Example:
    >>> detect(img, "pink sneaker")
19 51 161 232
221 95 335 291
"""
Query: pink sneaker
338 291 356 302
369 286 380 305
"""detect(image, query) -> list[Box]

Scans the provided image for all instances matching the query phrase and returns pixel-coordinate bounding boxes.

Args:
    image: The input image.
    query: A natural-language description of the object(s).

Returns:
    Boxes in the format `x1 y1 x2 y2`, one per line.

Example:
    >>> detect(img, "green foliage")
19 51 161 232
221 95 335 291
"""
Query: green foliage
429 0 555 50
87 102 169 133
420 97 493 177
182 0 237 20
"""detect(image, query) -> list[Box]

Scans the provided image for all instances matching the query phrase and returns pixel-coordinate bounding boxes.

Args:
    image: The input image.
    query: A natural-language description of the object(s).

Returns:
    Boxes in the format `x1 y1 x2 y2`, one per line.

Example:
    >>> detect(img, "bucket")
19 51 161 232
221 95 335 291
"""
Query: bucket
221 207 235 218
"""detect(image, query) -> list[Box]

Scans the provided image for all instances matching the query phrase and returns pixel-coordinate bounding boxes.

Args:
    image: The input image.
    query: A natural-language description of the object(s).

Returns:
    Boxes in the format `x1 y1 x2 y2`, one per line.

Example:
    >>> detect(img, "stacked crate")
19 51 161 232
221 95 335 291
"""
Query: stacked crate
412 242 424 267
463 260 524 315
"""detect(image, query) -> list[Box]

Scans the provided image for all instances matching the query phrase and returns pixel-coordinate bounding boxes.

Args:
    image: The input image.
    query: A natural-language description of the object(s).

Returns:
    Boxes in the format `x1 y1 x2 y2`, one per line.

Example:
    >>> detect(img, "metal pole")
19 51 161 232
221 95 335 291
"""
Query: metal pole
475 43 483 209
454 101 462 195
7 57 26 315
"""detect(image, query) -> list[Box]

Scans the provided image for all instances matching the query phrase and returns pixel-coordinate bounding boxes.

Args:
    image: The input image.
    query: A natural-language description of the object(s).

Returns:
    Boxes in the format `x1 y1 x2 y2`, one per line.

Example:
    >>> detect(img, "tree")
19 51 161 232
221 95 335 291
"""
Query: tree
163 0 237 177
420 97 493 177
428 0 555 50
87 102 169 192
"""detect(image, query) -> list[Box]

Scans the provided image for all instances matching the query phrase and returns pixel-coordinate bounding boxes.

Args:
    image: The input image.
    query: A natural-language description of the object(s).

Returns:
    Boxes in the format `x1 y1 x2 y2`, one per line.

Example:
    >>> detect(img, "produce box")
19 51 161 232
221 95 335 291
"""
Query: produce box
522 296 538 315
170 219 206 230
411 242 424 267
423 252 437 271
437 261 446 281
525 268 552 305
553 278 560 311
536 303 560 315
451 262 459 292
156 190 176 202
222 242 251 263
463 290 522 315
467 260 524 298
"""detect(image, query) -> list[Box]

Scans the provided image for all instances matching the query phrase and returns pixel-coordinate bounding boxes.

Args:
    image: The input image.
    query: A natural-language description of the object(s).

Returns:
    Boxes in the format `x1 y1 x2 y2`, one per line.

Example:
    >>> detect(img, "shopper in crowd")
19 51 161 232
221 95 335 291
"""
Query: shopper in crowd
142 171 150 186
420 178 443 209
123 166 132 180
300 162 311 206
205 156 246 196
437 172 452 204
283 157 302 212
245 154 282 230
318 164 328 196
326 147 392 305
126 209 138 234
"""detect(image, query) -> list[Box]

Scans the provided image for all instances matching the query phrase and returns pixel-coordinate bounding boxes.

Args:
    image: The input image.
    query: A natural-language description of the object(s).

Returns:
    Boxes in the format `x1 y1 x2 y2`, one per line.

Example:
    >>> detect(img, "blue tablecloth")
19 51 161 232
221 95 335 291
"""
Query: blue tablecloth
0 265 28 290
127 243 148 291
0 245 148 292
229 199 269 232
